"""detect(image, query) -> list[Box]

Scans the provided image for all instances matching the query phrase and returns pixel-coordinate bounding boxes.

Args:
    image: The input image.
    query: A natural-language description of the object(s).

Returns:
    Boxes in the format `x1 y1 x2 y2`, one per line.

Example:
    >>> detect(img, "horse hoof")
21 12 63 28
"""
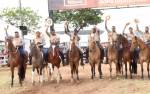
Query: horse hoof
71 79 74 83
60 76 62 80
116 77 120 80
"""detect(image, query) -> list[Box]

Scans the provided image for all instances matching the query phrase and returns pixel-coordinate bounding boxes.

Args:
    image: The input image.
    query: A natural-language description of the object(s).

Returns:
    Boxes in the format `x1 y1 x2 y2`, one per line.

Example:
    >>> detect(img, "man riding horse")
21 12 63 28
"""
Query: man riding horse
89 26 104 63
45 25 65 65
12 31 27 60
30 31 48 63
64 21 84 66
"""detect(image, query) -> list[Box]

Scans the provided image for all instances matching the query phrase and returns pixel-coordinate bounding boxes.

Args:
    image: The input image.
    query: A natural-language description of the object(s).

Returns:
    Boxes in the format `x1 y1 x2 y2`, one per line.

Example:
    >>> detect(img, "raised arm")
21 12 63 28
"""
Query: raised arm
64 21 71 37
123 22 130 34
4 25 9 37
105 16 111 33
134 19 143 33
45 26 51 37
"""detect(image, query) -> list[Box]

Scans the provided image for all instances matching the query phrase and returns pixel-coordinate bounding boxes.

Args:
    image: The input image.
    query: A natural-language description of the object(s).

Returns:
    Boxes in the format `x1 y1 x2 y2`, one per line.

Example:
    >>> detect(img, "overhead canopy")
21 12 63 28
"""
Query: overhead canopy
48 0 150 10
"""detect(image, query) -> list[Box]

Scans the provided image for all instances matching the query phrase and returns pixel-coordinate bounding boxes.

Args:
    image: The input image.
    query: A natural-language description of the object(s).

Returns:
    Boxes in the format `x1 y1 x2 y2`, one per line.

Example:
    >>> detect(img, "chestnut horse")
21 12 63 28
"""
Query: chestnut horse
107 41 121 79
6 37 28 87
69 38 80 82
47 44 62 83
116 34 133 79
88 37 102 79
130 36 150 79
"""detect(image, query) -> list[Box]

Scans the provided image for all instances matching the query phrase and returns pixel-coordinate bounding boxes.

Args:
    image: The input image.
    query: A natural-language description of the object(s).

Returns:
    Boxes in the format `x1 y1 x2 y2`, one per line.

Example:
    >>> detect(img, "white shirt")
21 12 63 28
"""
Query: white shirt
13 37 24 47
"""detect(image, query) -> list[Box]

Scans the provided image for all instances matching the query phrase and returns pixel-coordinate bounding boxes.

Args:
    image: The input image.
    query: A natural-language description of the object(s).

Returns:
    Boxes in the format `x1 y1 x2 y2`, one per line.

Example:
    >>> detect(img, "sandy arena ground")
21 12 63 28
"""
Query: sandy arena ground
0 63 150 94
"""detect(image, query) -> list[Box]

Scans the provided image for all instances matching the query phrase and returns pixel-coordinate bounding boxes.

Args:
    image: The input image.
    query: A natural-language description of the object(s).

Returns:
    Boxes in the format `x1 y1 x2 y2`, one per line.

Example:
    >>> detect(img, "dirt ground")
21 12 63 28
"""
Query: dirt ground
1 63 150 94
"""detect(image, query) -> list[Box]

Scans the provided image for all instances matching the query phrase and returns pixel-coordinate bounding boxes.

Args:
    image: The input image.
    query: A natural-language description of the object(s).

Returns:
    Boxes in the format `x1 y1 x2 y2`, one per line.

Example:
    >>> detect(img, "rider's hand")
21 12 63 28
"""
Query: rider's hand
134 19 139 23
105 16 111 21
125 22 130 26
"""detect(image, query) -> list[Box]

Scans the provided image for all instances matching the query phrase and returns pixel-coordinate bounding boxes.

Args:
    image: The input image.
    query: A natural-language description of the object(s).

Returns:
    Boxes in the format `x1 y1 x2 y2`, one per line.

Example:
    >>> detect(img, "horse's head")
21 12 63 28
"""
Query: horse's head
130 36 139 51
5 36 15 52
116 34 129 49
89 39 96 52
30 42 39 56
69 38 76 52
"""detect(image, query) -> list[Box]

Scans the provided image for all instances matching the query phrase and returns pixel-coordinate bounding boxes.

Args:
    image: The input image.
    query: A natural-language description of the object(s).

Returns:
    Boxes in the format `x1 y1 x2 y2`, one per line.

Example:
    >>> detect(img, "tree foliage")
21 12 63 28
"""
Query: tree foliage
52 8 103 28
0 7 41 32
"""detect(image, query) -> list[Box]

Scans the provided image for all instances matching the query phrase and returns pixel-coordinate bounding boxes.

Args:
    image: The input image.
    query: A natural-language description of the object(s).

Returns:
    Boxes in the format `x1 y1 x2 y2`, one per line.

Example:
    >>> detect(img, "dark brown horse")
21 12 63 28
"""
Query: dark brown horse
6 37 28 87
47 44 62 83
88 37 102 79
69 38 80 82
130 36 150 79
117 34 133 79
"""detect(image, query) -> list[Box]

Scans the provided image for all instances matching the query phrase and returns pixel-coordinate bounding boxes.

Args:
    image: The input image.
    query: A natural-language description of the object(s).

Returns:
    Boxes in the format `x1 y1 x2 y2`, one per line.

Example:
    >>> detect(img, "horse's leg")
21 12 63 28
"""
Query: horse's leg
90 64 94 79
121 61 124 76
39 67 43 84
109 62 112 79
147 62 150 79
32 67 35 85
125 61 127 79
98 62 102 79
129 62 132 79
115 61 119 79
58 67 62 80
76 64 79 80
94 63 96 77
141 62 144 79
11 67 14 87
71 64 74 82
56 68 60 84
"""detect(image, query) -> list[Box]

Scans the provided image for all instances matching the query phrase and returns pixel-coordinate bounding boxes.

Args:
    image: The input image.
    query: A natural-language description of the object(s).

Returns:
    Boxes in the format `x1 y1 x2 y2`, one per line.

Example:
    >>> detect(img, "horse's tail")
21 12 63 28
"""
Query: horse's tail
18 57 26 81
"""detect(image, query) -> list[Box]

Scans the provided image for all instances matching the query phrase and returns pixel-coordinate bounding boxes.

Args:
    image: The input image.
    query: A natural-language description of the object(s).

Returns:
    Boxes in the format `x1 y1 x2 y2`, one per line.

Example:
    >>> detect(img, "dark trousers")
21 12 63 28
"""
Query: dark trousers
18 46 25 58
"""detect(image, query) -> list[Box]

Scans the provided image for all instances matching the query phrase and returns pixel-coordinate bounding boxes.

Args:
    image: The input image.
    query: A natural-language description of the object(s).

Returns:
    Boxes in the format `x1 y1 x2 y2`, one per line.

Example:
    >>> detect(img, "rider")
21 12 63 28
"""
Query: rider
33 31 48 62
13 31 26 59
89 26 104 62
104 16 118 63
64 21 84 65
45 25 65 65
105 16 118 46
122 22 135 43
135 20 150 46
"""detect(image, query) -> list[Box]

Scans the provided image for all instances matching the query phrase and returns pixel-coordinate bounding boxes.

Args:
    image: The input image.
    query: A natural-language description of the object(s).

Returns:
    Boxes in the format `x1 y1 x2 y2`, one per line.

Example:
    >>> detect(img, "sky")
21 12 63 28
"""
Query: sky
0 0 150 44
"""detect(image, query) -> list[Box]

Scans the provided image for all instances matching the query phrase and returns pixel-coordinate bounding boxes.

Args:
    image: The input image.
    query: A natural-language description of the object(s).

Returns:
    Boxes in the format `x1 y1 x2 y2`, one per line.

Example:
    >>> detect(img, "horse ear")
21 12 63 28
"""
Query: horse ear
134 36 137 40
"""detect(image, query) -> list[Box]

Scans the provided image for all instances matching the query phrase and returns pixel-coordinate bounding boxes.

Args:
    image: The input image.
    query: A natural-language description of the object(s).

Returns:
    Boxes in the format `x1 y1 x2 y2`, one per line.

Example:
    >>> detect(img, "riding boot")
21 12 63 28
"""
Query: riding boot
58 50 65 66
79 49 84 66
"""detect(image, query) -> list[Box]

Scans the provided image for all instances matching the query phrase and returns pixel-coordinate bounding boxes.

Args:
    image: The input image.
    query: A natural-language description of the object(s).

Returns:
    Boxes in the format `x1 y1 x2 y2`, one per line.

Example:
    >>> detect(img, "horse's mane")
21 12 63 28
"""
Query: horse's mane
119 34 129 47
7 39 16 52
135 36 148 49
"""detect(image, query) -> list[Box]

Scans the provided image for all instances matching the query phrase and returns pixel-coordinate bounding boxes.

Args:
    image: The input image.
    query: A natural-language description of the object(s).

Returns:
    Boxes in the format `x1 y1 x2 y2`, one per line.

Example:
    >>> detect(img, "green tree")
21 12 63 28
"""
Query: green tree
52 8 103 29
0 7 41 33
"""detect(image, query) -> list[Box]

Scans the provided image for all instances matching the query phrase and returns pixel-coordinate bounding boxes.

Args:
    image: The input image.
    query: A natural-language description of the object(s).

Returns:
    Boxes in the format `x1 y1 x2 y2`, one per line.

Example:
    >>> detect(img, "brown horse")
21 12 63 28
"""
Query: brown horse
69 38 80 82
47 44 62 83
88 38 102 79
130 36 150 79
107 41 120 79
117 34 133 79
6 37 28 87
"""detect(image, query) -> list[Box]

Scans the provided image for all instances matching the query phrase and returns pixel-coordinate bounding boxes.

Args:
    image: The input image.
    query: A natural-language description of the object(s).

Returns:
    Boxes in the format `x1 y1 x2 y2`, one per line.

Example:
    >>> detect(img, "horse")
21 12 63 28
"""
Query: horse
116 34 133 79
107 40 121 79
30 42 47 85
68 38 80 82
88 38 102 79
47 43 62 84
6 37 28 87
130 36 150 79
